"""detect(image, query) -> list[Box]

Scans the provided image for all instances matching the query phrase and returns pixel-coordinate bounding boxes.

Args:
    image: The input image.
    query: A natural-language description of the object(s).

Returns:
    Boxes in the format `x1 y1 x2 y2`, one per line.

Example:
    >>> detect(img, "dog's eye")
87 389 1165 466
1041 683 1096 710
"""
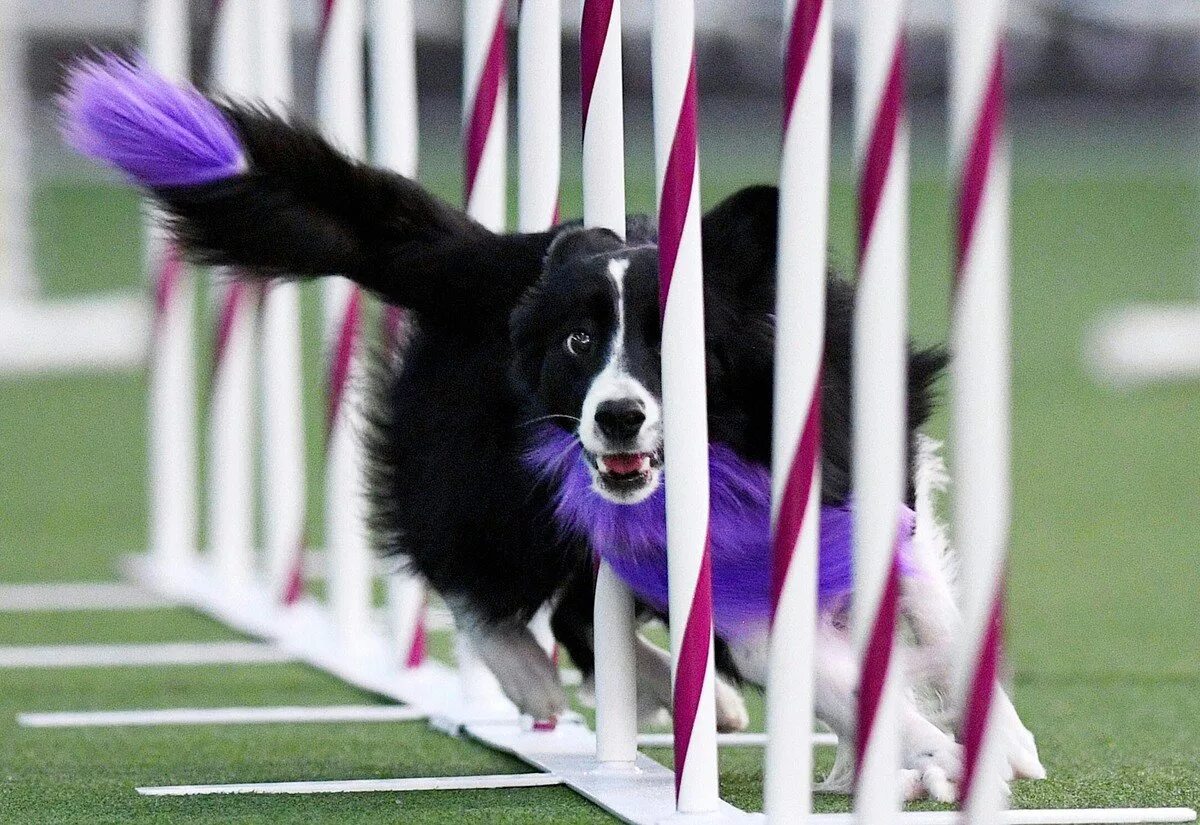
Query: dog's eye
564 331 593 356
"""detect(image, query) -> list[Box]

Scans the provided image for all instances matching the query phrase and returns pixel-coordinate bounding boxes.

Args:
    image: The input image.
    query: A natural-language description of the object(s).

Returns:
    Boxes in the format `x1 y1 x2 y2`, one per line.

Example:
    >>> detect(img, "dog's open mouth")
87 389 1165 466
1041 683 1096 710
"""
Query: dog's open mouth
584 449 663 502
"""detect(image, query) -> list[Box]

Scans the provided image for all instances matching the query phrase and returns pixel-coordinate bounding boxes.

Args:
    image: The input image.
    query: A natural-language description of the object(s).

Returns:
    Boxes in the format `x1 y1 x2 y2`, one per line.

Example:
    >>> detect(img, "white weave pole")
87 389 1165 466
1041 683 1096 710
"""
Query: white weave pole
208 0 258 592
368 0 429 669
458 0 511 706
143 0 197 588
580 0 638 765
764 0 830 819
950 0 1011 820
517 0 560 233
852 0 909 818
0 0 34 300
652 0 719 812
256 0 307 608
316 0 374 655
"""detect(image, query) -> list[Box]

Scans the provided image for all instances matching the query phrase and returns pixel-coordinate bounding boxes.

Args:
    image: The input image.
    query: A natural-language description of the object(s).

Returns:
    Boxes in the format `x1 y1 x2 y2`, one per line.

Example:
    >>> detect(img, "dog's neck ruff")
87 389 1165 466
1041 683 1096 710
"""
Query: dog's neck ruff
524 427 916 640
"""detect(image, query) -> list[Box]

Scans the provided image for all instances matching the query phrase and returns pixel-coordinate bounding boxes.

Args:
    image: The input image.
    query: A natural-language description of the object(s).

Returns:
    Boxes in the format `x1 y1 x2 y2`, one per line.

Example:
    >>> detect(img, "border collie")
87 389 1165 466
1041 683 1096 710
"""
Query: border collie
63 55 1043 800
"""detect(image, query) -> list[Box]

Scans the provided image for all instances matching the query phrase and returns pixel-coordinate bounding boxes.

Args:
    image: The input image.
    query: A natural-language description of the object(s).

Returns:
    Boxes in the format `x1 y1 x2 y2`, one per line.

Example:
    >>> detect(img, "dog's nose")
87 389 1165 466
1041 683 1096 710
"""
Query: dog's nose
594 399 646 442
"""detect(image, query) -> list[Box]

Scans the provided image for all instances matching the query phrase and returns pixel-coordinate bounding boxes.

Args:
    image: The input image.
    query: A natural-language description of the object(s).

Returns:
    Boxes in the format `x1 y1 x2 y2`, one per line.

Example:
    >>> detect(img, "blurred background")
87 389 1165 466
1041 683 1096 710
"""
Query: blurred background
0 0 1198 821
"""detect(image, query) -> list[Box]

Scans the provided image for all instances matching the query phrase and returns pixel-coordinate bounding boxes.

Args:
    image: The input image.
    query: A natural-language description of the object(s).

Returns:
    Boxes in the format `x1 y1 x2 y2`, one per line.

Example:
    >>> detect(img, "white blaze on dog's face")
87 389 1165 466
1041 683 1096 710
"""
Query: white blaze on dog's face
509 228 665 504
577 257 663 503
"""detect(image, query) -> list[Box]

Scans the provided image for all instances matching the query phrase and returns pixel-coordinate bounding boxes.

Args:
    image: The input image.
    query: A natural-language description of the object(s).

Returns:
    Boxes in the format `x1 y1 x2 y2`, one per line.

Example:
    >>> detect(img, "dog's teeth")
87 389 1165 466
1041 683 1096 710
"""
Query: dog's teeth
639 455 650 471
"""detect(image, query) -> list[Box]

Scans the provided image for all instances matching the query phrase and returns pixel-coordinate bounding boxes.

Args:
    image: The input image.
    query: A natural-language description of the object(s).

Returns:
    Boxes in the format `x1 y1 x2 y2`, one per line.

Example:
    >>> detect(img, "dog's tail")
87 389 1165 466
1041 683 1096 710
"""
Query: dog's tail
61 53 550 319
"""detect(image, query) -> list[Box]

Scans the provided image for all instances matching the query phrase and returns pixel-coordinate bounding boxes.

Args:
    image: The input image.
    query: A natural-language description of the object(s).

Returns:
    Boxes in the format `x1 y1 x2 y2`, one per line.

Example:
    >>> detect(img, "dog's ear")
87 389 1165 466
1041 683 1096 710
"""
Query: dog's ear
544 226 625 273
701 185 780 307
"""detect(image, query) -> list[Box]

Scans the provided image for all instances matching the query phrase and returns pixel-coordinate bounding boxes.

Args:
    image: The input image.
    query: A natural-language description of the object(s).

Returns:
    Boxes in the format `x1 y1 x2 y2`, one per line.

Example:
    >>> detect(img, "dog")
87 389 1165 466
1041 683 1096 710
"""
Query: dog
63 55 1044 801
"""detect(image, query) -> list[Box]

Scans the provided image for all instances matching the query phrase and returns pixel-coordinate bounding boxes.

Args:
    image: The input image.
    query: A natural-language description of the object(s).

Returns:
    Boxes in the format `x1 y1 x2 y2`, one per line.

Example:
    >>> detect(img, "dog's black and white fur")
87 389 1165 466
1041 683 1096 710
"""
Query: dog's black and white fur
145 103 1043 799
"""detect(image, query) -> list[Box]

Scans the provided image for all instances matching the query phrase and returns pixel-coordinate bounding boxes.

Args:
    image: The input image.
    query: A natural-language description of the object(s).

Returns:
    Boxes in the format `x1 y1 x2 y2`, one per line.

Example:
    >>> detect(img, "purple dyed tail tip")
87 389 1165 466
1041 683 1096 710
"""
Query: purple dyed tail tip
59 52 247 189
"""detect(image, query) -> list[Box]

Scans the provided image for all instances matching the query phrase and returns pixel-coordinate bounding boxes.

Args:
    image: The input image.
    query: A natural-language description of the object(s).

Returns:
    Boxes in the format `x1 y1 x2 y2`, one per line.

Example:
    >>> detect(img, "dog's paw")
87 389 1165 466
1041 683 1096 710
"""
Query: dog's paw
995 698 1047 781
475 630 568 720
714 677 750 733
903 718 964 803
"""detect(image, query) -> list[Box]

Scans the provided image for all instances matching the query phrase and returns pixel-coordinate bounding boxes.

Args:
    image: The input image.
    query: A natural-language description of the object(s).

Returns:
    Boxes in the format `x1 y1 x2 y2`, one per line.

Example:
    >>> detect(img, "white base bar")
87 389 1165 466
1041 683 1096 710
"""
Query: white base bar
636 731 837 749
0 641 293 669
137 772 565 797
0 582 172 613
0 294 148 374
1087 306 1200 386
806 811 1196 825
19 704 426 729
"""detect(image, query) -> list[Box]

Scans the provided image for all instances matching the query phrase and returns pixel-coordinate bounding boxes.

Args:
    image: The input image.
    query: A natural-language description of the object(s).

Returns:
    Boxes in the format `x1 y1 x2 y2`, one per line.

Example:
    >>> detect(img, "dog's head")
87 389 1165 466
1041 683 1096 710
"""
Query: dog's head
512 227 665 504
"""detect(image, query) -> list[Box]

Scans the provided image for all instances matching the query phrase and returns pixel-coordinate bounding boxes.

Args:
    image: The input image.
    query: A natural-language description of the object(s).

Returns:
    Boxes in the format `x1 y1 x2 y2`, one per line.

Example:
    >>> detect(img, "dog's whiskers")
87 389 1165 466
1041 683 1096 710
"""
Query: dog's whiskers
517 414 581 429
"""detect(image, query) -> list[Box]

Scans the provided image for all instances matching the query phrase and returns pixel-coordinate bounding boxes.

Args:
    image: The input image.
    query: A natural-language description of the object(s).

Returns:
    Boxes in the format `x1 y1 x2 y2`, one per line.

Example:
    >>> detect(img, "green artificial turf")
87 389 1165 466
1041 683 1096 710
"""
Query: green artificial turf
1 112 1198 822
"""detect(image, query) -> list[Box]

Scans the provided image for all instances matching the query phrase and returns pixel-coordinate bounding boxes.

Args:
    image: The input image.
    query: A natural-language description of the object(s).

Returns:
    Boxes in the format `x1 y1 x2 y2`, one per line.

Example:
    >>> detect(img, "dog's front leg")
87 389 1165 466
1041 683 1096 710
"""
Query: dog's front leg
459 619 568 720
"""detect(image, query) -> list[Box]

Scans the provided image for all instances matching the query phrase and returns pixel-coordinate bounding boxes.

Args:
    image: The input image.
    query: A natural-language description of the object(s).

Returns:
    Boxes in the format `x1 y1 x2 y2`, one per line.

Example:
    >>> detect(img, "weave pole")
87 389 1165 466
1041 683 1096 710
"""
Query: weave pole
652 0 719 812
581 0 639 765
255 0 307 608
764 0 830 819
517 0 560 233
316 0 373 655
208 0 257 592
144 0 197 587
367 0 428 670
457 0 511 707
950 0 1011 820
852 0 909 818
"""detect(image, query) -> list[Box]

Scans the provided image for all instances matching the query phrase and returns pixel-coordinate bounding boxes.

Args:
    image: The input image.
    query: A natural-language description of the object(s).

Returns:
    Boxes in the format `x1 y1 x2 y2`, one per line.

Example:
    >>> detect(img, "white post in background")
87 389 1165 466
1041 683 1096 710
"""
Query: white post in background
368 0 429 670
580 0 638 765
0 0 35 300
455 0 511 708
517 0 560 233
765 0 830 820
316 0 374 656
256 0 307 607
950 0 1012 821
652 0 719 812
852 0 909 818
144 0 197 587
208 0 257 592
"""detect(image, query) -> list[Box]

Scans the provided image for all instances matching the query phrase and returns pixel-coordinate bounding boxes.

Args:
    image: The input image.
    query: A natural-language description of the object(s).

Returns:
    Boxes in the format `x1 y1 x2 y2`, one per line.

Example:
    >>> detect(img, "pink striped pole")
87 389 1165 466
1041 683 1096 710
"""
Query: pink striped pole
316 0 374 656
950 0 1011 820
463 0 508 233
652 0 719 812
208 0 257 592
580 0 639 765
368 0 428 670
144 0 197 588
765 0 830 819
852 0 909 818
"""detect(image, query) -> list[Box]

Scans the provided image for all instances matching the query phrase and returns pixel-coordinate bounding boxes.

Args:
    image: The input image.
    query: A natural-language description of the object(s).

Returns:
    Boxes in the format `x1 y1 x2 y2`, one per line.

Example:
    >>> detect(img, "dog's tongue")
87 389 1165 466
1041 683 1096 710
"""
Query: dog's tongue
602 453 644 475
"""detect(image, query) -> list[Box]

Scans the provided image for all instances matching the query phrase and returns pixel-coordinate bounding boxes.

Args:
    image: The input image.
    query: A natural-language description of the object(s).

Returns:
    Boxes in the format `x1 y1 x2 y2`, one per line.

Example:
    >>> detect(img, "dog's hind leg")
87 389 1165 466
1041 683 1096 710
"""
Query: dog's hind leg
902 435 1045 782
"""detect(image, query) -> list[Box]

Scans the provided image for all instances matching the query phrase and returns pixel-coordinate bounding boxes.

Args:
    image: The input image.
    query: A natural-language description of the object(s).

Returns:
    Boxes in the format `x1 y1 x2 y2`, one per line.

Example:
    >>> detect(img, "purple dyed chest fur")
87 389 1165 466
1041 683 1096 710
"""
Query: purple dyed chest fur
523 428 916 640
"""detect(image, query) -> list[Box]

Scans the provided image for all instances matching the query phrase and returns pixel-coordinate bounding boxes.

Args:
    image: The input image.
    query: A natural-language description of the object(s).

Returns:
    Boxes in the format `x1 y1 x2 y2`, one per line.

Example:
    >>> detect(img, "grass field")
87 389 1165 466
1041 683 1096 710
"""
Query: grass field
1 104 1198 822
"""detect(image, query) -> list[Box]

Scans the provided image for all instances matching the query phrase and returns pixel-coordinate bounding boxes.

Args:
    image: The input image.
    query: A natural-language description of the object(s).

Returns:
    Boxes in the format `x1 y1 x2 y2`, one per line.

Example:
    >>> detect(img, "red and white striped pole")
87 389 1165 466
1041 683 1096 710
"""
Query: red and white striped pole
457 0 511 706
316 0 373 656
581 0 639 765
852 0 909 818
255 0 307 609
368 0 428 670
144 0 197 589
765 0 830 819
463 0 508 233
652 0 718 812
208 0 257 593
950 0 1011 820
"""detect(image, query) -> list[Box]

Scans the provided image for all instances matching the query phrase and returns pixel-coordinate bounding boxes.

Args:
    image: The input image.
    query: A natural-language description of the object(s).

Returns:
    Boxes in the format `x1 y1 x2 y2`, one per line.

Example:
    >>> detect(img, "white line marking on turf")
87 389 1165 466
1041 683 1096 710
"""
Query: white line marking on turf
0 582 173 613
19 704 427 729
635 731 838 748
0 641 295 669
137 772 565 797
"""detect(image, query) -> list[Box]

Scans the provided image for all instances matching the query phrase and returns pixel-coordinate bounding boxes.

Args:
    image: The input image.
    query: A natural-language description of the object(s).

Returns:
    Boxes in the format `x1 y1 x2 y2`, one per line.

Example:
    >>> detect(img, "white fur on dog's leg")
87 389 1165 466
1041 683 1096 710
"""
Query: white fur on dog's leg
577 674 597 708
993 688 1047 780
714 676 749 733
921 765 957 804
470 624 567 720
816 742 856 795
900 768 926 802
